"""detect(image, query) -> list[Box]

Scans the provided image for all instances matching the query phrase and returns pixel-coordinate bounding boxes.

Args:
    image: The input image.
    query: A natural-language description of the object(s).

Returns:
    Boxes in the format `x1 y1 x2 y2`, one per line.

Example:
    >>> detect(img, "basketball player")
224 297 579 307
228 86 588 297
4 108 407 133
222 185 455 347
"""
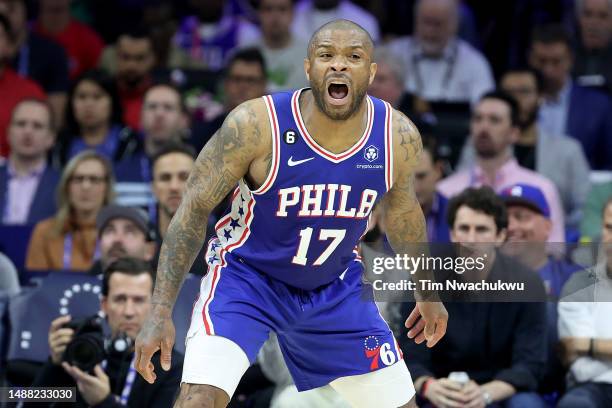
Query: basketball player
135 19 448 408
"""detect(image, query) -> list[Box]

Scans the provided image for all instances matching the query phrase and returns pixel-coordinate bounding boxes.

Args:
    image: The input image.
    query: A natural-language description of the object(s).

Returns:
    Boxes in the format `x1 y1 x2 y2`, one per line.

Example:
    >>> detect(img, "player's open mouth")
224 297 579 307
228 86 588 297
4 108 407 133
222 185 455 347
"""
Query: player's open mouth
327 83 349 105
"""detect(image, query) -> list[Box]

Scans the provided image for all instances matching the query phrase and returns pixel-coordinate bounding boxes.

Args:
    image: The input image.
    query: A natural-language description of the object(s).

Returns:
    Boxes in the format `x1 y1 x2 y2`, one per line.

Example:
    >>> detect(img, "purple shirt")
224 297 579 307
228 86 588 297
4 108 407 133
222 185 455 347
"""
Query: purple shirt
437 158 566 242
3 160 46 225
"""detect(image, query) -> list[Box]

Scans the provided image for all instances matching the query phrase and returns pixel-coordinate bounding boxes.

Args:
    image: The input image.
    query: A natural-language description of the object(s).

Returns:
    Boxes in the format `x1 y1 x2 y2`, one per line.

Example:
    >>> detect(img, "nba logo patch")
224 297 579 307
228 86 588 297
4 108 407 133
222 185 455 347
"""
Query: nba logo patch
364 145 379 162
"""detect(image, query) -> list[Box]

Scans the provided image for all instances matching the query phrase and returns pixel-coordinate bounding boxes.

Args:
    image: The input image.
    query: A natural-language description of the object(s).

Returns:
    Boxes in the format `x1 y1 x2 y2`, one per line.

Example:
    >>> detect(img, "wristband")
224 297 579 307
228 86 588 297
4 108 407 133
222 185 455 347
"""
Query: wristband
421 378 434 397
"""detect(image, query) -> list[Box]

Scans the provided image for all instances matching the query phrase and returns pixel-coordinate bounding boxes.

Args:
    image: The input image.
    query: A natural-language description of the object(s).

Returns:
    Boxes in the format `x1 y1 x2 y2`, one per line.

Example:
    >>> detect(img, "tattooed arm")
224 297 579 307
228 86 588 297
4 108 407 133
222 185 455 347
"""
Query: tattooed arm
135 99 270 383
382 109 447 348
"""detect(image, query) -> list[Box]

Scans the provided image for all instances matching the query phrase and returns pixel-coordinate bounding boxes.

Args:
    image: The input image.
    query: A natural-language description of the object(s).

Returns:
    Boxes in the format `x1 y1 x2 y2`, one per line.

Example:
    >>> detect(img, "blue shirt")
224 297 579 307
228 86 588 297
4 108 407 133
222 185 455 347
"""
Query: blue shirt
67 125 123 162
426 192 451 243
538 257 581 299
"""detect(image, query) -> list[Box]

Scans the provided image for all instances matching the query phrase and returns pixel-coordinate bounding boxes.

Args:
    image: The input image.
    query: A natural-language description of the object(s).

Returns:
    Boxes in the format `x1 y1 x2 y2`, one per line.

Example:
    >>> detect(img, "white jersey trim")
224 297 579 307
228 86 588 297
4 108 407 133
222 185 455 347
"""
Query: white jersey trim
384 101 394 191
250 95 280 195
291 88 374 164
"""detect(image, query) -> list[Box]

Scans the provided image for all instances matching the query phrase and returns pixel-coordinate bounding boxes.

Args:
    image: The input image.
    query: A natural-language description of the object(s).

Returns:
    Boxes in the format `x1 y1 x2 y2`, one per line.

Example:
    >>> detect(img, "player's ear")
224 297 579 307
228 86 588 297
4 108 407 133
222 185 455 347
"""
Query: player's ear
368 62 377 86
304 57 311 81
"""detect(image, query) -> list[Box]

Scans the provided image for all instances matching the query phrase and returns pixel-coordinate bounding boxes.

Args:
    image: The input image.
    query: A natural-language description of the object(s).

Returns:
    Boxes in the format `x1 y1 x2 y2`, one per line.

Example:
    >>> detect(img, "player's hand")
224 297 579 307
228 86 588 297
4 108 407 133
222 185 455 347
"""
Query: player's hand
135 311 175 384
49 315 75 365
423 378 467 408
405 301 448 348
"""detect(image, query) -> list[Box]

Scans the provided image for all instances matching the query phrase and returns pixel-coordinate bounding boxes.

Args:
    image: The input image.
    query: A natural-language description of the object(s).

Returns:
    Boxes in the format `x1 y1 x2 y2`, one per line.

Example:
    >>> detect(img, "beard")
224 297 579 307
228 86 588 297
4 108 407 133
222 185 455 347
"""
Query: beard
310 77 368 121
518 108 538 130
474 133 500 159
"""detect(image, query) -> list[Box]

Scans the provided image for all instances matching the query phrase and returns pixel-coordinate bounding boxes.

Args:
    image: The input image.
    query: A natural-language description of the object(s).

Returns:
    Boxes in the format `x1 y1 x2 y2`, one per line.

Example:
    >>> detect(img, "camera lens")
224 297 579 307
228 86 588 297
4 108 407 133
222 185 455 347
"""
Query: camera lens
65 333 105 372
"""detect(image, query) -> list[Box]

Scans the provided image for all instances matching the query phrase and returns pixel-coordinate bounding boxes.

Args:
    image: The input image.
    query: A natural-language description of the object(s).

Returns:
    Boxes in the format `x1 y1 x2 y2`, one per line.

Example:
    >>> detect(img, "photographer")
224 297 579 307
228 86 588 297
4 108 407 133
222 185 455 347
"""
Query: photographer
29 258 182 407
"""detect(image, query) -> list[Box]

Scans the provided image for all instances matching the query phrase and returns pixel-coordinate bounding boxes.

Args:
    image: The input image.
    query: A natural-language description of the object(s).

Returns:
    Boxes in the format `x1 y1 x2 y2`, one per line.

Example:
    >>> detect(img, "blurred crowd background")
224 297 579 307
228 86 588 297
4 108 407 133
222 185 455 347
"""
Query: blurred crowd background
1 0 612 407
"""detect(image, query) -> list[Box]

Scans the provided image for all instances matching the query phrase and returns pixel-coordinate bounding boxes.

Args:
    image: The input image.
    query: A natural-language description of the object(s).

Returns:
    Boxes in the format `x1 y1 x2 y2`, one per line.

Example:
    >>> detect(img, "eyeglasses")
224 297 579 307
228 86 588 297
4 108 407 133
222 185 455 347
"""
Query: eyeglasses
70 175 107 185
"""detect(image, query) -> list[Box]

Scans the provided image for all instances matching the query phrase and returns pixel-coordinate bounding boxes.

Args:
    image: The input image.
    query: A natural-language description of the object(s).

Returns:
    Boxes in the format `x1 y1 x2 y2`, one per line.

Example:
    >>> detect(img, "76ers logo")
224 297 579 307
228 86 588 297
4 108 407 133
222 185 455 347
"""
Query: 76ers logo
364 145 379 162
364 336 397 370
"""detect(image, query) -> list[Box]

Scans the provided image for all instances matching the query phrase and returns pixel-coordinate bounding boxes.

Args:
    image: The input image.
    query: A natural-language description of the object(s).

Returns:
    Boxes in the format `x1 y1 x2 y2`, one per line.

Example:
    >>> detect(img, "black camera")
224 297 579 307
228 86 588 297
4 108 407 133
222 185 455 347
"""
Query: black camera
62 315 132 372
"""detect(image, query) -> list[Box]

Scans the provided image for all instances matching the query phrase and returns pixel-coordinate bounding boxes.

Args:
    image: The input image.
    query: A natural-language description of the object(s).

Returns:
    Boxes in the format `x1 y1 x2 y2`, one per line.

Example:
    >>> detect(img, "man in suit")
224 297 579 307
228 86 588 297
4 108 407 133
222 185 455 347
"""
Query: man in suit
0 98 60 225
529 24 612 170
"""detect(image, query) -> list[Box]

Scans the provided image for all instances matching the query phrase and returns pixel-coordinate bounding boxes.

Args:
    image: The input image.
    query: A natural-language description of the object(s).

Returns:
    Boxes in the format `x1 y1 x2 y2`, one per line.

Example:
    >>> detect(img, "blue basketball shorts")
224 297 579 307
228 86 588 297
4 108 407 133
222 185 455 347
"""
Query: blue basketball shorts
185 240 405 392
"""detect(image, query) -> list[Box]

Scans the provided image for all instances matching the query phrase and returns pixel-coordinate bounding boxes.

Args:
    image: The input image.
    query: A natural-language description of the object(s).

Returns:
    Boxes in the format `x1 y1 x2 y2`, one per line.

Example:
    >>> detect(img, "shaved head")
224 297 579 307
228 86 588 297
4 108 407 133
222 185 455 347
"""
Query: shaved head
307 19 374 59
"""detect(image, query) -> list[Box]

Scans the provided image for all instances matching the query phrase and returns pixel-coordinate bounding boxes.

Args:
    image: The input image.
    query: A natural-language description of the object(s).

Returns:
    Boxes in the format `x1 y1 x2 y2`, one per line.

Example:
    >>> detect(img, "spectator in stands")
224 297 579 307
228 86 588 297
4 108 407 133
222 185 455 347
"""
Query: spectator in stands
502 184 581 299
31 257 182 407
99 2 204 75
529 24 612 170
0 251 19 295
26 151 114 271
89 204 156 275
398 186 547 408
573 0 612 94
387 0 494 104
0 0 69 130
251 0 309 91
115 83 189 184
557 197 612 407
174 0 260 71
460 68 591 234
501 183 581 400
415 138 450 243
581 181 612 240
150 143 205 275
55 70 136 166
33 0 104 80
292 0 380 42
151 143 194 241
368 47 408 110
438 90 566 242
112 28 156 130
0 99 60 225
191 48 267 152
0 14 45 158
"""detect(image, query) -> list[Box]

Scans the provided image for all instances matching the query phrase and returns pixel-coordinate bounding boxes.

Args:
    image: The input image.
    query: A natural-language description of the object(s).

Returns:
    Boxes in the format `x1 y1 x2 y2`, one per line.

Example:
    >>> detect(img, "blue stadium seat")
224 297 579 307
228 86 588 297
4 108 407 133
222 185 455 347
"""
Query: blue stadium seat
0 225 35 273
6 272 102 363
172 274 202 355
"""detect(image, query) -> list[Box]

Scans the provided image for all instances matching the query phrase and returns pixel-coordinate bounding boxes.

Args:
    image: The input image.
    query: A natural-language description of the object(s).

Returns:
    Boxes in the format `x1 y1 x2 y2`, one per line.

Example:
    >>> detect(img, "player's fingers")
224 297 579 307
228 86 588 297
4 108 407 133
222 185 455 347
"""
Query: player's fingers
407 317 426 339
404 304 421 329
135 345 158 383
427 318 447 348
160 337 173 371
413 331 427 344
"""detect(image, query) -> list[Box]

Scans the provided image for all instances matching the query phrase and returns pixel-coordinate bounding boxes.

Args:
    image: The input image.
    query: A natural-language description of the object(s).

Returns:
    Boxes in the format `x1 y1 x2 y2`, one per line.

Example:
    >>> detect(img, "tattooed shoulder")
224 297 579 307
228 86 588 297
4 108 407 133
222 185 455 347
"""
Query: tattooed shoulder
392 109 423 165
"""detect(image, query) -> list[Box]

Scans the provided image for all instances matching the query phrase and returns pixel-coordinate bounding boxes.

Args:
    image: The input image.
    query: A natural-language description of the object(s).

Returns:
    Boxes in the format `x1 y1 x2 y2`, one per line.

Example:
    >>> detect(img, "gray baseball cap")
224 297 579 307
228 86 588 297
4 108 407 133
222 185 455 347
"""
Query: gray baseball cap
96 204 152 239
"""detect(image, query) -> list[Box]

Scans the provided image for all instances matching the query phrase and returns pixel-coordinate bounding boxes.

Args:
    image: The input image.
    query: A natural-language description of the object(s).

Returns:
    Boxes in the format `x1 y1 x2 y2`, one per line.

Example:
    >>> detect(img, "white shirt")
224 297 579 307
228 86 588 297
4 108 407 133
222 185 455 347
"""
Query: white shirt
386 37 494 104
292 0 381 42
558 263 612 384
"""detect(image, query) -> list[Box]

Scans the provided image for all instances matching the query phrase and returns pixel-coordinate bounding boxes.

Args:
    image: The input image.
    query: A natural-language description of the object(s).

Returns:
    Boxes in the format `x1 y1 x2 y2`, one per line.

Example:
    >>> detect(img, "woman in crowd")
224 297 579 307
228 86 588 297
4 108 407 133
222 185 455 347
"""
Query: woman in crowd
26 151 114 271
53 70 138 166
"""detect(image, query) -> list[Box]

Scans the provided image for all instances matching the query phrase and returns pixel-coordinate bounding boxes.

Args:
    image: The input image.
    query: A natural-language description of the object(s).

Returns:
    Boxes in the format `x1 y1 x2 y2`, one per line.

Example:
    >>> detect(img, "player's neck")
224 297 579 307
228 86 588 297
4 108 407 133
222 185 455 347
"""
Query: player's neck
299 90 368 152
